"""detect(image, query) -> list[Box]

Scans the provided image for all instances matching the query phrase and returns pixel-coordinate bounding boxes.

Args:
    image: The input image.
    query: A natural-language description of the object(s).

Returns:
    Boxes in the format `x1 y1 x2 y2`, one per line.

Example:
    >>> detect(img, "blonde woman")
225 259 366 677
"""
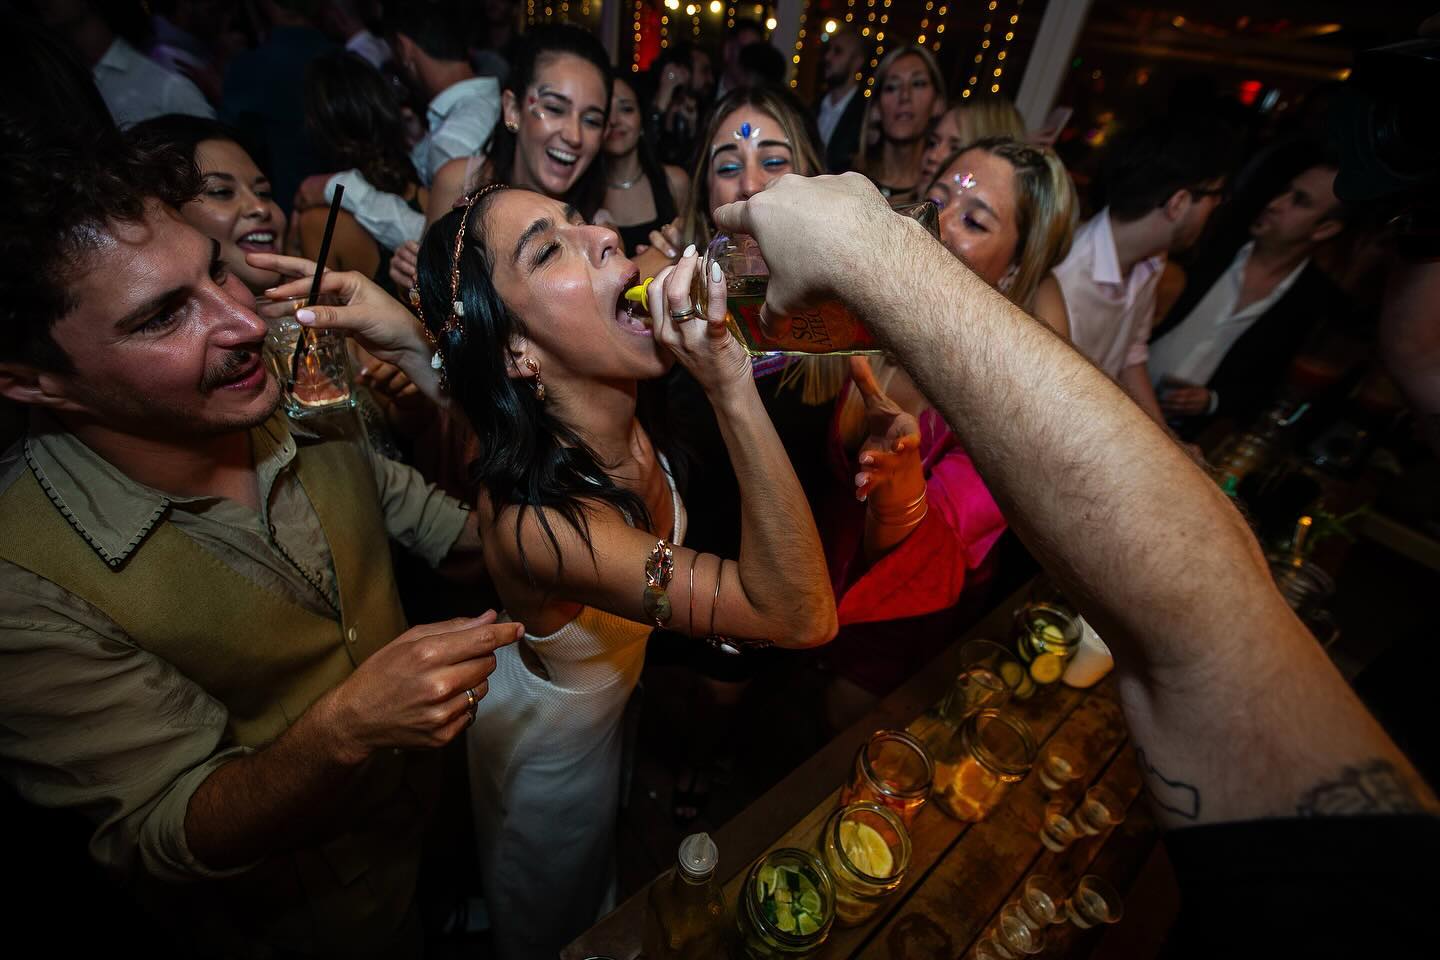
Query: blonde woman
918 96 1027 186
854 44 947 202
824 137 1079 726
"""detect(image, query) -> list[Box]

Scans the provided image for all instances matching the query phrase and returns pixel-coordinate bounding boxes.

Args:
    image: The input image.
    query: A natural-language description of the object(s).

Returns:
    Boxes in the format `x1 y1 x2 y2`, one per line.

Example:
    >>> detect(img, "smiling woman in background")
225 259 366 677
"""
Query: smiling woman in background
426 24 613 225
855 44 947 203
600 74 690 255
126 115 285 296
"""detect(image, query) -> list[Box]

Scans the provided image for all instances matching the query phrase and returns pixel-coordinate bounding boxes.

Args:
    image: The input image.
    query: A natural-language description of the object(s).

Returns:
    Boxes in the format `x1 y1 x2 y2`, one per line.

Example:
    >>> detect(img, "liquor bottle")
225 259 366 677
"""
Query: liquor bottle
642 832 728 958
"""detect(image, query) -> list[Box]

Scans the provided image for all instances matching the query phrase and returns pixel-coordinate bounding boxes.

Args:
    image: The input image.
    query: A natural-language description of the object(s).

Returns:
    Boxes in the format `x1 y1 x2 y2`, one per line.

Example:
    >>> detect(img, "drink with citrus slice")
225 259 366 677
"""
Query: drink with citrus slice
933 709 1037 822
818 803 910 926
736 849 835 957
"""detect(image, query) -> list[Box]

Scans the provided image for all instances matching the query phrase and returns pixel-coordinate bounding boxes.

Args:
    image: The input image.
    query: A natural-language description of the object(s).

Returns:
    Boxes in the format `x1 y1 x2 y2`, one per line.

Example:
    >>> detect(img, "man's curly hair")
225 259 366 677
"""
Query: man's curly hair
0 119 202 371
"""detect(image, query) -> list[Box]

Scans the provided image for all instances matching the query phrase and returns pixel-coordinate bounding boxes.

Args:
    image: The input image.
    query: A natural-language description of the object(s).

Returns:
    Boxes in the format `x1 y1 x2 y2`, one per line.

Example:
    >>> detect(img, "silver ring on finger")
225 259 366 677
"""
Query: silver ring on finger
464 687 480 710
670 303 699 322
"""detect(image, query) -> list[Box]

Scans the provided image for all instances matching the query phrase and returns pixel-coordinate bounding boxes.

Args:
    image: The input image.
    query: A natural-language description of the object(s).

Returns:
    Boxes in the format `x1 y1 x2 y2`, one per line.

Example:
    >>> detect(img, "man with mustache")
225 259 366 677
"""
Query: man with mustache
0 123 513 956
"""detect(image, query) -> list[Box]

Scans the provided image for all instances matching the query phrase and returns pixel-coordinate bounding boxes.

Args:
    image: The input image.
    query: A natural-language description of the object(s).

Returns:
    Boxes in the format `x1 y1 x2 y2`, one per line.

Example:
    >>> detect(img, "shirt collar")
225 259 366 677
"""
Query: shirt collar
824 84 859 114
1088 208 1124 286
428 77 495 126
22 409 300 568
94 37 137 75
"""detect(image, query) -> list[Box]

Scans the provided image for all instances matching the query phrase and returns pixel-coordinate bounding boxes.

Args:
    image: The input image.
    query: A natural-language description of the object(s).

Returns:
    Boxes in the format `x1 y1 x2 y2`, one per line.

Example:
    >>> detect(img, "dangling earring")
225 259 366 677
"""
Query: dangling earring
524 356 546 401
506 120 519 132
998 263 1019 295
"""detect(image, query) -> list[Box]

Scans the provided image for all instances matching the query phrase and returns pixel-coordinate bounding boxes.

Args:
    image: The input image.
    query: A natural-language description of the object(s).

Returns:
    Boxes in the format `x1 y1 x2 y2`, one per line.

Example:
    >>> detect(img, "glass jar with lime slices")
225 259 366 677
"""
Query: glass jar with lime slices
818 802 911 926
1012 602 1082 690
736 849 835 957
933 709 1037 822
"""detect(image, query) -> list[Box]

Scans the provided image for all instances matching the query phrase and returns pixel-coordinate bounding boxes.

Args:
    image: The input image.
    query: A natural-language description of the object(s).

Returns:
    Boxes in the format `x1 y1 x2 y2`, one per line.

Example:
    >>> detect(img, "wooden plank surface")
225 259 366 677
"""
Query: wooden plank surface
564 582 1157 959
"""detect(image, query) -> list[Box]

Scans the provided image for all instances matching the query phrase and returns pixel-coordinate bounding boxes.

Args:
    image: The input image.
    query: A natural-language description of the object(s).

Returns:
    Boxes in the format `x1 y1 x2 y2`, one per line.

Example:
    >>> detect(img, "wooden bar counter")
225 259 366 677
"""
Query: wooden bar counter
565 584 1158 959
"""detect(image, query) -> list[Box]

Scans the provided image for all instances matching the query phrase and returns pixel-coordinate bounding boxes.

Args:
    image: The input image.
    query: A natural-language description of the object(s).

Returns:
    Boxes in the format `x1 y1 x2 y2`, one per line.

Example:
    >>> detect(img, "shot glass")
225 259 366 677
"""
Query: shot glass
1020 874 1067 928
1075 784 1126 836
973 936 1016 960
1039 800 1081 853
258 294 354 418
1037 742 1084 792
1066 875 1124 929
996 903 1045 955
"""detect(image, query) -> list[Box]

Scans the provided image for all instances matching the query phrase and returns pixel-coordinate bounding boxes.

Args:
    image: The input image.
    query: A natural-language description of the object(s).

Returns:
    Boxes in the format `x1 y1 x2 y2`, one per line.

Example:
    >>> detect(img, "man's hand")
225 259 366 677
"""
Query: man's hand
321 612 522 765
712 173 908 332
1160 381 1212 418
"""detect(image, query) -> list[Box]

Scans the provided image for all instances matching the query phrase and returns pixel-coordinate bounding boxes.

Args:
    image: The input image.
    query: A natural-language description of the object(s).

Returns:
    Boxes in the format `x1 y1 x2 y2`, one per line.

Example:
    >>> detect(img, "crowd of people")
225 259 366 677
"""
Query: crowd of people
1 1 1436 958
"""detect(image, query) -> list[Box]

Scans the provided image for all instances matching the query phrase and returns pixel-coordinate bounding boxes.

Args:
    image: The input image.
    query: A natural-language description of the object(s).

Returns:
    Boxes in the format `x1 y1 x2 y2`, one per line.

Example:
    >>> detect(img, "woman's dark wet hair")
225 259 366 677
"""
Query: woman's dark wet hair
485 24 614 219
417 188 674 579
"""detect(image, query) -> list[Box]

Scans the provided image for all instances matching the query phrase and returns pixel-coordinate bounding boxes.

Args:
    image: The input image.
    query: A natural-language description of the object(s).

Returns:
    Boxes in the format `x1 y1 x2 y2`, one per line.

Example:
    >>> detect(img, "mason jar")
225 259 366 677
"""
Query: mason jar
817 802 911 926
933 709 1037 822
736 848 835 957
840 729 934 828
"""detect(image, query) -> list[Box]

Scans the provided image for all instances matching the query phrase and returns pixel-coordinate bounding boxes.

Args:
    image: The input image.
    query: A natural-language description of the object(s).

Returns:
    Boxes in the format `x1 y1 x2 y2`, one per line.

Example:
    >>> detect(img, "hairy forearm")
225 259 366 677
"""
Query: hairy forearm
184 690 360 869
710 382 838 647
849 218 1435 823
1119 362 1167 425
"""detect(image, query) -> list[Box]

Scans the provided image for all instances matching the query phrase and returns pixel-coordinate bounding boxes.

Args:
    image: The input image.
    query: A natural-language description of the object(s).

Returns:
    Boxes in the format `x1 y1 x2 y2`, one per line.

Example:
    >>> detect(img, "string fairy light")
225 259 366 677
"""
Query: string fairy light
862 0 878 97
790 0 811 87
990 0 1023 94
727 3 735 28
631 0 643 72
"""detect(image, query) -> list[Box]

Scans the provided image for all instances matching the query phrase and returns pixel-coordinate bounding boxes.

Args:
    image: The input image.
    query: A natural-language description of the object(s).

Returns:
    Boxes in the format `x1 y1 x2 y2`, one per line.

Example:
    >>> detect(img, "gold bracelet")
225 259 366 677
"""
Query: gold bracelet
871 501 929 531
708 556 723 638
870 489 929 525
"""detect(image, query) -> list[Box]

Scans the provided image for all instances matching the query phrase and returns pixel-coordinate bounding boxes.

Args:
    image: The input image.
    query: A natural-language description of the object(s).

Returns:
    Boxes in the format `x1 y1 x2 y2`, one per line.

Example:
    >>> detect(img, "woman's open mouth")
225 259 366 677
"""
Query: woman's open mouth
237 230 276 253
613 270 651 337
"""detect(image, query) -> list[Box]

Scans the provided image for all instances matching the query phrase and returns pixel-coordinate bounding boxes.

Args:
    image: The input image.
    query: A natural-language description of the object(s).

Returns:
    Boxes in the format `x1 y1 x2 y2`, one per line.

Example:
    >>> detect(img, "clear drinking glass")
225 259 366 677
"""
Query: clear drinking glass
257 294 354 418
840 730 934 828
996 904 1045 955
933 710 1037 822
704 200 938 356
1037 743 1084 792
1038 800 1081 853
818 802 910 926
1066 875 1124 929
1075 784 1126 836
1020 875 1067 928
1013 601 1082 672
973 936 1015 960
736 848 835 956
912 639 1021 763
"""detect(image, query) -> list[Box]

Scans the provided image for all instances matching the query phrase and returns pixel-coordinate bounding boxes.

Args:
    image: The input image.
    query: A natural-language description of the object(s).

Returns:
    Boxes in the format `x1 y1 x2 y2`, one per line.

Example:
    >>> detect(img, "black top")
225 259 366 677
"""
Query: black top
615 173 679 255
1163 814 1440 955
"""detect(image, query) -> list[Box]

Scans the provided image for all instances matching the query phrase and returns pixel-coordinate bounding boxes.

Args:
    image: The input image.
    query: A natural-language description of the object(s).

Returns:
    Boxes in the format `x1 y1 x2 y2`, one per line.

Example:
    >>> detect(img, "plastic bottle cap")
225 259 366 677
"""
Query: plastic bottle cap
677 832 718 880
623 277 654 312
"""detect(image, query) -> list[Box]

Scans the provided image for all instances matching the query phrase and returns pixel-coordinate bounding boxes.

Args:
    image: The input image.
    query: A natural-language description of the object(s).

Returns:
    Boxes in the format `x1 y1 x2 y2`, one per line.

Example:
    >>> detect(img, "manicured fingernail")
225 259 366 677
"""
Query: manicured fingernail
666 247 678 257
682 244 696 258
296 308 316 324
513 623 525 638
711 260 722 282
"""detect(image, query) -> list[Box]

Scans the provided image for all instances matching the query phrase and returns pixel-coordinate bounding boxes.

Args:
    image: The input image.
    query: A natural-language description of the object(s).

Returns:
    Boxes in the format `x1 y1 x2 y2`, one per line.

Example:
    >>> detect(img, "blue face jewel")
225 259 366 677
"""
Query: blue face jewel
733 122 761 141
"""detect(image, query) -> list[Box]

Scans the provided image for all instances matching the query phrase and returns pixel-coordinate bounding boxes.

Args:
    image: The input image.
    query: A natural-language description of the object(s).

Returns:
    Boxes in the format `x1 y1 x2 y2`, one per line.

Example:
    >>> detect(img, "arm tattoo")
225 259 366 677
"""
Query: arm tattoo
1297 760 1426 816
1137 747 1201 820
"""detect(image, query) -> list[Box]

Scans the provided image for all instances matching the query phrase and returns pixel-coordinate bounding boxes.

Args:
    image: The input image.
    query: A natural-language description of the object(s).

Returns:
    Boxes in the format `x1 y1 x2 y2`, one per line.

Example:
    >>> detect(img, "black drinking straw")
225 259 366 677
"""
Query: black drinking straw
291 184 344 382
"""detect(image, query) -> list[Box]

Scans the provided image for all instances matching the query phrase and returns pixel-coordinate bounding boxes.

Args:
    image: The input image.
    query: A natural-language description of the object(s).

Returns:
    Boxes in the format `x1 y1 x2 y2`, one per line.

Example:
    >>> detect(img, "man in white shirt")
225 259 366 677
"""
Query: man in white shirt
38 0 214 128
814 27 866 173
1150 162 1347 428
1054 116 1231 424
320 5 499 251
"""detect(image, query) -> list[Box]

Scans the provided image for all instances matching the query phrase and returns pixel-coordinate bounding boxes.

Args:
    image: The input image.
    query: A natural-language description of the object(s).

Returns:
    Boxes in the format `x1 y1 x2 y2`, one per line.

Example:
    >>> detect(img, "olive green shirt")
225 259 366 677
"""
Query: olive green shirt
0 410 468 885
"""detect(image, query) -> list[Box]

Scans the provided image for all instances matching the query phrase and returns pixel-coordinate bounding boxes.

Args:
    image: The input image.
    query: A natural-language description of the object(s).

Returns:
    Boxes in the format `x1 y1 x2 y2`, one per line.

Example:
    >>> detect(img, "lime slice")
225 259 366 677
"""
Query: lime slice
757 864 777 897
775 904 795 933
795 912 820 936
998 660 1026 691
1030 652 1063 684
1042 623 1064 642
798 887 821 915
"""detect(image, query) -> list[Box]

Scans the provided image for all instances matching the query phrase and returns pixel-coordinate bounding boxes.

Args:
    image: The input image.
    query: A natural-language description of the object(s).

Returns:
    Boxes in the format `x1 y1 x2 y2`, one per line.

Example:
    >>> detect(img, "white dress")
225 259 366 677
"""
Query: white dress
467 463 686 960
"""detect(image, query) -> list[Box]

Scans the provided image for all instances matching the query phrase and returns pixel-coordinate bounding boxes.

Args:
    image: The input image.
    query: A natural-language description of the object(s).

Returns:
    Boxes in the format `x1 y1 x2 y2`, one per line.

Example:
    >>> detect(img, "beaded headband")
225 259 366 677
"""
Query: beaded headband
408 181 509 391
